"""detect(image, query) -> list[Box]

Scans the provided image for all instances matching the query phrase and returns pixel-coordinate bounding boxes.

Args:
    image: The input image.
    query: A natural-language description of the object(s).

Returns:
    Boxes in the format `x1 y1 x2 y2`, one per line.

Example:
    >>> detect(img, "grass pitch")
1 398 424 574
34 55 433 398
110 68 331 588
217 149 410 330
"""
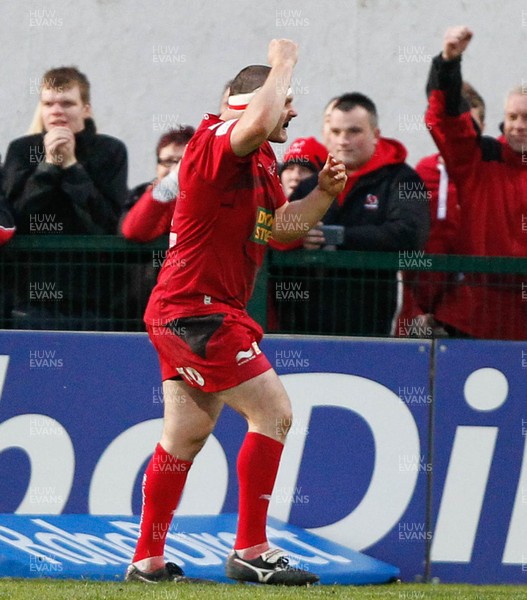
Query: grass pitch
1 581 527 600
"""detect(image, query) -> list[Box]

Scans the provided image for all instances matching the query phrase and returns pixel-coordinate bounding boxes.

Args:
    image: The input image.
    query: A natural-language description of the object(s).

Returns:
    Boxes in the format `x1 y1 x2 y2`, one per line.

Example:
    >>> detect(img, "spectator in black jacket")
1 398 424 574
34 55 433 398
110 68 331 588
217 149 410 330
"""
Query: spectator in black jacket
285 92 430 336
4 66 127 234
2 66 128 330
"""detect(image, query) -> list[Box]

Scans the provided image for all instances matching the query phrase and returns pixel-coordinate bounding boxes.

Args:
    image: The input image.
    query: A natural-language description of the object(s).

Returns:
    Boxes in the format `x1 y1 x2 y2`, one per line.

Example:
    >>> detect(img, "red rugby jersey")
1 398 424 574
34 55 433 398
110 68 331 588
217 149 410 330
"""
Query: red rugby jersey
145 114 287 324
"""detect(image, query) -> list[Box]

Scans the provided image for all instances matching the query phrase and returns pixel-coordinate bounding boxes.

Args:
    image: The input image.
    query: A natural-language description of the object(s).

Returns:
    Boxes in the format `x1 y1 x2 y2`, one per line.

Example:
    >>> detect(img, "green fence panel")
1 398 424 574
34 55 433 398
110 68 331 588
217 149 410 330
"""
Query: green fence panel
2 237 526 338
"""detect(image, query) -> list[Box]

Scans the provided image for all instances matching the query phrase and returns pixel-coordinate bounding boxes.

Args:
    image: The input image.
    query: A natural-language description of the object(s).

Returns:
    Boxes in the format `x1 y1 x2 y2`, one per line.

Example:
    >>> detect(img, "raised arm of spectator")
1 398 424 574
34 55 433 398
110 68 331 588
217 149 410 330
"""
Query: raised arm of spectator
425 26 481 183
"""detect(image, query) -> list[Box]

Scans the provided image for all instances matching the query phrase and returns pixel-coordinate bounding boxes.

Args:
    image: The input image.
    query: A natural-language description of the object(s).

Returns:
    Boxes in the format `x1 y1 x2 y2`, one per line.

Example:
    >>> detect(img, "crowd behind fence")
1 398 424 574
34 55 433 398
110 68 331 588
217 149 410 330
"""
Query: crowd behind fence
1 235 526 340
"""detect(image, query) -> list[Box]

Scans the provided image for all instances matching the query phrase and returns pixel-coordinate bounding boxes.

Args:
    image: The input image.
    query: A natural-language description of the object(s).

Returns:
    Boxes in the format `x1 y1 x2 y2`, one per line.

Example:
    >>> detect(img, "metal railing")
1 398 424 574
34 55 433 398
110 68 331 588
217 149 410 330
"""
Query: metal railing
266 249 527 338
1 236 526 338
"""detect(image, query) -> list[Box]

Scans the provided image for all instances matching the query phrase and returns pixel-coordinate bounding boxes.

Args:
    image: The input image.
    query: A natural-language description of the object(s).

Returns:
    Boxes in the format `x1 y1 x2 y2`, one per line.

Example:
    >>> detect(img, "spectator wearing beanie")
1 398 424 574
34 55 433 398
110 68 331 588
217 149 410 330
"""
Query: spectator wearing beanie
279 136 327 198
269 137 328 330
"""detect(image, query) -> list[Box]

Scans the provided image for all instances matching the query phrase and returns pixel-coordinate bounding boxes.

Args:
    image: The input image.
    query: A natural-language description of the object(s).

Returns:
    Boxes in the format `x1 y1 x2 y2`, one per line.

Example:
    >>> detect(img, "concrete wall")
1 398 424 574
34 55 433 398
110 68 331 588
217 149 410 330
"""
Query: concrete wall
1 0 525 187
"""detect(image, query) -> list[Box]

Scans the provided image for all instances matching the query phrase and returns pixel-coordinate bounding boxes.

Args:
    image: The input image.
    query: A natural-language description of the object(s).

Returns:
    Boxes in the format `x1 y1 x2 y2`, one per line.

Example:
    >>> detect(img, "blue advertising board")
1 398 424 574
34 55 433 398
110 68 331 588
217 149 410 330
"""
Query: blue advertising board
264 335 432 582
431 339 527 584
0 514 400 584
0 331 431 581
4 332 526 583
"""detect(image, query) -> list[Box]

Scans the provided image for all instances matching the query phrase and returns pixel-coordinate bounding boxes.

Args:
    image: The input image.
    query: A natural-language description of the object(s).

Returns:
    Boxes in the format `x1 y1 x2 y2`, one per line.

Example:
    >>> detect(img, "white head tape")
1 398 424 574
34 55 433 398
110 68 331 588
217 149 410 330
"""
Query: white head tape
227 86 293 111
228 88 261 111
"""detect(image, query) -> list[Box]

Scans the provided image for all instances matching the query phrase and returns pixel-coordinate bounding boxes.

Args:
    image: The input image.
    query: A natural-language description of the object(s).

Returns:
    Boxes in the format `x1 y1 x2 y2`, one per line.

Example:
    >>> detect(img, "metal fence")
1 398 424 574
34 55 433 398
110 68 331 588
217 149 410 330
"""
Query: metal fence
2 236 527 339
0 236 162 332
266 249 527 339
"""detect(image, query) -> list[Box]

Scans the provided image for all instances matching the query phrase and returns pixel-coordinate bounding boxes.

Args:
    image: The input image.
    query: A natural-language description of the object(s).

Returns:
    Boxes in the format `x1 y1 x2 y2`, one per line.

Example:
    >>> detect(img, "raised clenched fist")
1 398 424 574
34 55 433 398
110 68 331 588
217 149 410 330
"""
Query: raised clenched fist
268 39 298 68
442 26 473 61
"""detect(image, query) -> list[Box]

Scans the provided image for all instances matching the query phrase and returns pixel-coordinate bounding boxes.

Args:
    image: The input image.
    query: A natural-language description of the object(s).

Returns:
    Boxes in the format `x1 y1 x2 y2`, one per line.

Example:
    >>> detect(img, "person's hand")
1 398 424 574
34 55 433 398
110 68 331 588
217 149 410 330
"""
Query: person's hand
420 313 449 337
404 314 449 337
442 26 473 61
303 221 326 250
317 154 347 197
152 168 180 203
268 38 298 68
44 127 76 167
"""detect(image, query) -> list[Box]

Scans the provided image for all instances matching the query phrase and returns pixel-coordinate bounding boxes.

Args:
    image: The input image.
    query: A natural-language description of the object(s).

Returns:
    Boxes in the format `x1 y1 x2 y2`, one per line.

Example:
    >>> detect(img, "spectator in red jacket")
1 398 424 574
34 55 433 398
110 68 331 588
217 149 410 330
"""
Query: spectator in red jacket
0 168 15 246
121 126 195 243
119 127 194 326
0 171 15 327
397 82 486 337
0 204 15 245
422 26 527 340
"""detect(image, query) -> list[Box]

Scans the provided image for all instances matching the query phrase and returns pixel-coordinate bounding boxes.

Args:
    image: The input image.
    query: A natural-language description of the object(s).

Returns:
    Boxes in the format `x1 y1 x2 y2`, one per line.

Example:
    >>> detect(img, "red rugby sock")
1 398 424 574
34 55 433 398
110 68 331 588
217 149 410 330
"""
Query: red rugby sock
133 443 192 564
234 432 284 553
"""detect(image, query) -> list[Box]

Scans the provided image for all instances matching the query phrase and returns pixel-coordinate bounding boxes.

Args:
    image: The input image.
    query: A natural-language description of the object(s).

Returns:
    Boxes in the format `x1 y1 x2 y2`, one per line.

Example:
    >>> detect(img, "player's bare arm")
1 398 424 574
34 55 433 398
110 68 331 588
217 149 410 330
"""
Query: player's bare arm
229 39 298 157
272 154 347 243
442 25 473 61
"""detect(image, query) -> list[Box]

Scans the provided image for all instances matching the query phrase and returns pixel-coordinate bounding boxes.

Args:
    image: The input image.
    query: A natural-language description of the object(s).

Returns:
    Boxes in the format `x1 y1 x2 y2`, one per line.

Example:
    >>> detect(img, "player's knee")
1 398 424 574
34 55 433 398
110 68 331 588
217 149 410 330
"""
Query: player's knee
161 422 213 459
274 408 294 438
190 428 213 450
160 436 209 461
